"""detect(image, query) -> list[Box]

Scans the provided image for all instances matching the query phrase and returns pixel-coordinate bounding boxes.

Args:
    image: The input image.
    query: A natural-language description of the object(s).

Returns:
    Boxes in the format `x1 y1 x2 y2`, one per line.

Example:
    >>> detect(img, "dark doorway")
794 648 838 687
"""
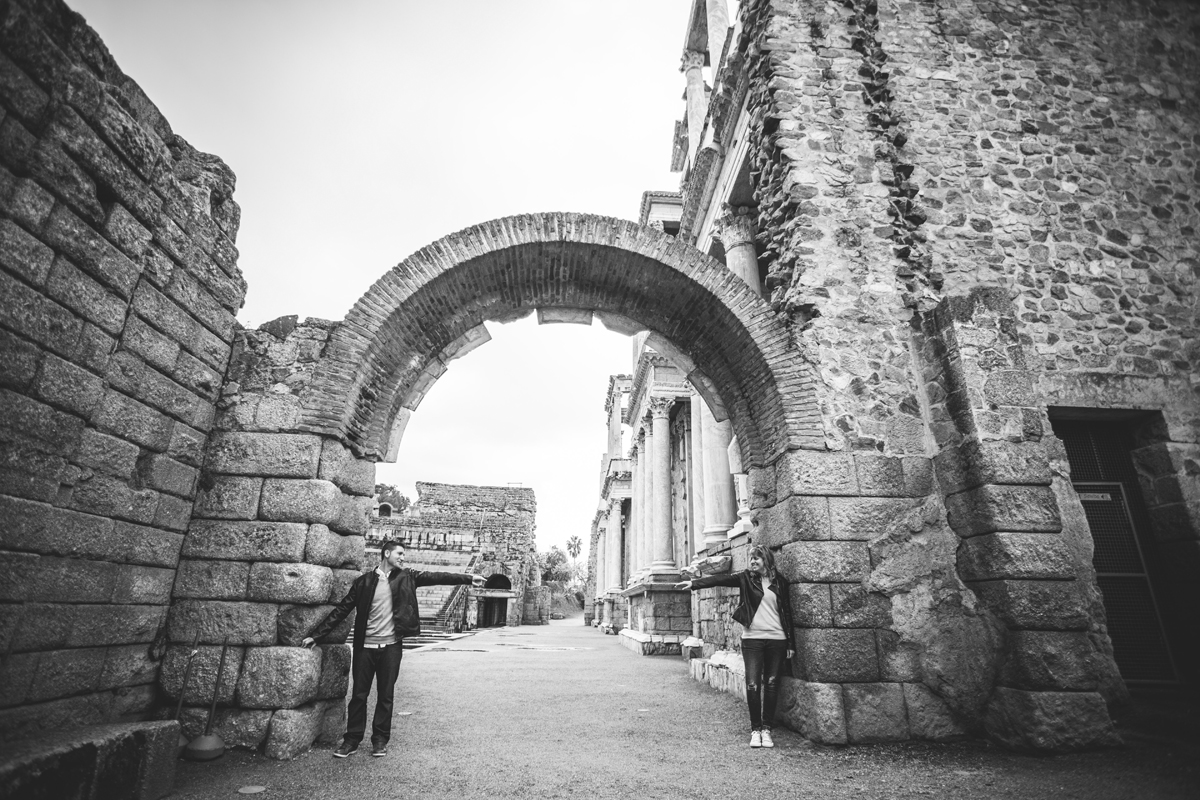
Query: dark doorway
1052 417 1180 684
479 574 512 628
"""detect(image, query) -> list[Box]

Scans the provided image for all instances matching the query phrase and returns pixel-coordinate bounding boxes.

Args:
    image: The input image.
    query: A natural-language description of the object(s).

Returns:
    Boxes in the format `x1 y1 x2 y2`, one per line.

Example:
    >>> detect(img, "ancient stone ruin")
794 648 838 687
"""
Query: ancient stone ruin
0 0 1196 766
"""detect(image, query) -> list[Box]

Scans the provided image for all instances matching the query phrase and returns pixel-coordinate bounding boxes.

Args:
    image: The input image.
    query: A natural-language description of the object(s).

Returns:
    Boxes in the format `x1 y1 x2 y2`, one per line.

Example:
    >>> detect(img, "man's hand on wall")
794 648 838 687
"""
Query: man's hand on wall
301 637 315 648
471 574 485 587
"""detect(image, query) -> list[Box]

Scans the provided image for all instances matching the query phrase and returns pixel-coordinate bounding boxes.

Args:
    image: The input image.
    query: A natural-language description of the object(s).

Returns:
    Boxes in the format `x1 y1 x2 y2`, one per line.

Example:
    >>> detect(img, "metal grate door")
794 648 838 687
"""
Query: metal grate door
1075 482 1178 683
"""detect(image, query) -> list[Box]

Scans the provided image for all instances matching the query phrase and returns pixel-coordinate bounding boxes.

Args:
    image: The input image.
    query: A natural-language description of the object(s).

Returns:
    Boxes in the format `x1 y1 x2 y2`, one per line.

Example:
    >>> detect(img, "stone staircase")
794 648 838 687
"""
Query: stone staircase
404 549 475 648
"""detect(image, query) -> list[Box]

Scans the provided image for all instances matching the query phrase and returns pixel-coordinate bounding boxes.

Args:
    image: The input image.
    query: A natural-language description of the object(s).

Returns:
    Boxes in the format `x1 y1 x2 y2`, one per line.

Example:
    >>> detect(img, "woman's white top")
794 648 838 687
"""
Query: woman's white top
743 581 787 640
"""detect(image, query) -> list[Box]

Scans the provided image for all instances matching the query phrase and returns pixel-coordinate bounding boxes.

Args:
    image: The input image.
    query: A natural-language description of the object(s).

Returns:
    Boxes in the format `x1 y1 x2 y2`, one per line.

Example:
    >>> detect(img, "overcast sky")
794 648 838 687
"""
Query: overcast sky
71 0 695 558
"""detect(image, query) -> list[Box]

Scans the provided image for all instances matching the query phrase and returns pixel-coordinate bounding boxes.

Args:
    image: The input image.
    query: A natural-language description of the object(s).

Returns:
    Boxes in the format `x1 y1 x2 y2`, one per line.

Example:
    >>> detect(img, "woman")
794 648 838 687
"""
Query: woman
676 544 796 748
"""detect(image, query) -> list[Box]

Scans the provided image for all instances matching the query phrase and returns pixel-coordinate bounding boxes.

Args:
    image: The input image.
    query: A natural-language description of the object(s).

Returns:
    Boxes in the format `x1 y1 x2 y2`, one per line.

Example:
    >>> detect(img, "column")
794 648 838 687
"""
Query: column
639 419 654 575
606 389 622 459
700 400 737 546
681 49 707 163
594 530 607 602
728 435 754 536
650 397 677 575
706 0 729 76
606 499 624 594
716 207 761 295
629 440 642 580
689 394 707 555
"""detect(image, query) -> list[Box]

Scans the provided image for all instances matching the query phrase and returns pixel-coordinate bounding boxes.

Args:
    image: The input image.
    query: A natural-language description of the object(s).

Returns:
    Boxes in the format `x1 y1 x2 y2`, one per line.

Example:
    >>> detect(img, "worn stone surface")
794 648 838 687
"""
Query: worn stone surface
776 678 847 745
247 562 333 604
178 707 271 750
192 475 262 520
316 643 351 700
844 683 910 744
204 432 322 478
236 646 321 709
182 520 308 562
304 524 366 570
779 540 870 583
259 478 341 524
983 688 1121 753
795 628 879 683
264 701 326 759
167 600 278 646
160 644 245 705
172 558 250 600
903 682 967 741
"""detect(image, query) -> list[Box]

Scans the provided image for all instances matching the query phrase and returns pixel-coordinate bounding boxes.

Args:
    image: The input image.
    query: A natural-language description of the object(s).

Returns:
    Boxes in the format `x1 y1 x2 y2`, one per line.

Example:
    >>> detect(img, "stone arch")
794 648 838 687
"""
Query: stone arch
300 212 820 468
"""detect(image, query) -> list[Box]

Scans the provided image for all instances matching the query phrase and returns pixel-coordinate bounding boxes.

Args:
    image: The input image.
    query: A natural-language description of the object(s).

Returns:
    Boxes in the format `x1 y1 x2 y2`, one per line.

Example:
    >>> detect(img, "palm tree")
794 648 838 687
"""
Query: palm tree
566 535 582 587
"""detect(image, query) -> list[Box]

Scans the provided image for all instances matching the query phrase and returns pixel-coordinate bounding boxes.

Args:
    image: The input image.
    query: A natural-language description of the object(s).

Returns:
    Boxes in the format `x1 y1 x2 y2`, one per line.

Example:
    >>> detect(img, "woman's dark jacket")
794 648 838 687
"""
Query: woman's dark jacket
308 567 473 647
689 570 798 654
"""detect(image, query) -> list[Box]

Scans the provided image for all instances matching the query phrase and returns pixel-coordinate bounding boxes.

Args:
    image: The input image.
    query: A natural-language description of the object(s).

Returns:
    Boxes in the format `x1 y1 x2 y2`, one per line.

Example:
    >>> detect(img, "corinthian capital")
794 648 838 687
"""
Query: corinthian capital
715 207 757 249
649 396 675 420
680 49 706 73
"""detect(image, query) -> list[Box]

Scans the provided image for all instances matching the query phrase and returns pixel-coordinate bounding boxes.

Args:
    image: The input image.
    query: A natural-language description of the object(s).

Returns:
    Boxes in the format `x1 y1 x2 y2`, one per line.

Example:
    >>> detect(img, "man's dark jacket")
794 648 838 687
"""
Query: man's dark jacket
690 570 798 654
308 567 473 647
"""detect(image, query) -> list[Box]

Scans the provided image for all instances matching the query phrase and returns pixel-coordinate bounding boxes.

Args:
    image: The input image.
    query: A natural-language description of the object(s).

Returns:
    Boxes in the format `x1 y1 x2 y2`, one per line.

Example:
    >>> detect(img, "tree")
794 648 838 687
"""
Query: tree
374 483 410 513
538 546 571 584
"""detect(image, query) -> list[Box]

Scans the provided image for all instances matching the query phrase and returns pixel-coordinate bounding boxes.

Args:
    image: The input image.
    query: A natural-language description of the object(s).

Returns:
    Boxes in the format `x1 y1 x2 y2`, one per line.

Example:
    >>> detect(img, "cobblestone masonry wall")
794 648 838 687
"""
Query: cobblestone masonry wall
0 0 246 741
702 0 1198 752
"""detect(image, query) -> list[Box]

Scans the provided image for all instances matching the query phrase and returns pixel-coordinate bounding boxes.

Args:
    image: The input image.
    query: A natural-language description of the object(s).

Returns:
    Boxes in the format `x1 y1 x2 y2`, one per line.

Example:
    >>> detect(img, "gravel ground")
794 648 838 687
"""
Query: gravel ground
174 619 1199 800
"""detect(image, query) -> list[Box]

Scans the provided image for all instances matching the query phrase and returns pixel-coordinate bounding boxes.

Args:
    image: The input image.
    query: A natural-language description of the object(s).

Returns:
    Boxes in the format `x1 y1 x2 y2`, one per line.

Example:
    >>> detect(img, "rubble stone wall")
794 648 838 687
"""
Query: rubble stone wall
712 0 1199 751
0 0 245 740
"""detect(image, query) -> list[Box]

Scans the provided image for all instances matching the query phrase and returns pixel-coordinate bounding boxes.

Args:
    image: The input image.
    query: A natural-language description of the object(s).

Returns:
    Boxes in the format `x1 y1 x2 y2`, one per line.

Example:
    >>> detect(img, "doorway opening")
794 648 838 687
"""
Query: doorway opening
1051 414 1181 685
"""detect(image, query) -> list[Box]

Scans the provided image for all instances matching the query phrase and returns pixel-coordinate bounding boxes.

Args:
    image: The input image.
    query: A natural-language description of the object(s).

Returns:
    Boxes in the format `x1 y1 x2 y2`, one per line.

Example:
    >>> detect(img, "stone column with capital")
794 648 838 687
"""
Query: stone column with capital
700 401 737 546
689 394 707 556
606 498 624 594
639 420 654 577
716 207 762 295
650 397 677 576
680 49 707 163
706 0 730 76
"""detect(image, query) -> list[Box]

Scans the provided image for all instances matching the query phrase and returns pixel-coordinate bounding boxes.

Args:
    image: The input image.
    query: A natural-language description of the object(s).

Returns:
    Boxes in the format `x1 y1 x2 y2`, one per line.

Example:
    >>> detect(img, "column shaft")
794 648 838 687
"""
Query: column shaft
681 50 706 163
629 445 642 578
689 394 707 555
701 401 736 545
651 398 677 574
594 532 606 601
706 0 729 75
606 500 623 593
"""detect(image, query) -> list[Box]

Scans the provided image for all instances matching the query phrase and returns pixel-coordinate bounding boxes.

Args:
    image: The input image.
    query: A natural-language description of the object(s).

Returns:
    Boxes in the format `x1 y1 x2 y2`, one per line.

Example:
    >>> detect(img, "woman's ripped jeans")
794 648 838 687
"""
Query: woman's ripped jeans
741 638 788 730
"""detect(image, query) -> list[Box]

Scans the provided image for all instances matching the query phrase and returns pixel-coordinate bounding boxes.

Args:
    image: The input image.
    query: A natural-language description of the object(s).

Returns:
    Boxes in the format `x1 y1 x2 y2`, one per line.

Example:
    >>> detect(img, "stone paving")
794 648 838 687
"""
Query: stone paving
172 618 1199 800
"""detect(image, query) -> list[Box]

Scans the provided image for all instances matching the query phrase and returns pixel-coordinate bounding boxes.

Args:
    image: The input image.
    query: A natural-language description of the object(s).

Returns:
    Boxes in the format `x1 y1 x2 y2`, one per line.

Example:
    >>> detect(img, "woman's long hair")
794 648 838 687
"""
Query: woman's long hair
748 544 777 582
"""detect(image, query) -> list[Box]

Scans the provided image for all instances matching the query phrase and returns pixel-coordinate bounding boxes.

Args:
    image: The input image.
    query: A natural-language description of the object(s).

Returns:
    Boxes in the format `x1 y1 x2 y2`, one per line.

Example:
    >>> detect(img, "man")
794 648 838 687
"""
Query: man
303 540 484 758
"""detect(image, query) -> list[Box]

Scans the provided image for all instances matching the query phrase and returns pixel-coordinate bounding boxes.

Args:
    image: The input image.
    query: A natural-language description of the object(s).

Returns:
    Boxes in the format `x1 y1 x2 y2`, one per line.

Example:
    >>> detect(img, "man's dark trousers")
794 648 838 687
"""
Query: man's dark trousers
345 642 403 746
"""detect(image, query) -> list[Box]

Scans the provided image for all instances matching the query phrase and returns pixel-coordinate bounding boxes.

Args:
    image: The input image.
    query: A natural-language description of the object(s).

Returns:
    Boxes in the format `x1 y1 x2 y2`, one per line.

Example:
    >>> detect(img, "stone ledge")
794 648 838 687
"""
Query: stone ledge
616 628 684 656
0 720 178 800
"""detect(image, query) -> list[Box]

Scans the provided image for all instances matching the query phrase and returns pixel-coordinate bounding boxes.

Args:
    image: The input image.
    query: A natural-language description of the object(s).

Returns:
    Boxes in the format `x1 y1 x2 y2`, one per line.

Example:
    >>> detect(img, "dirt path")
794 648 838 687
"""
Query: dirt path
174 620 1199 799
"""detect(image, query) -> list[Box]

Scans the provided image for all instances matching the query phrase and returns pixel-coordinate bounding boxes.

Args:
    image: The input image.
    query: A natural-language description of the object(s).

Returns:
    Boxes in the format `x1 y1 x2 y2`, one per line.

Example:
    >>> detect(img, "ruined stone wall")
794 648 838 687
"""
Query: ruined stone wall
0 0 245 739
725 0 1198 751
392 481 539 628
164 317 376 757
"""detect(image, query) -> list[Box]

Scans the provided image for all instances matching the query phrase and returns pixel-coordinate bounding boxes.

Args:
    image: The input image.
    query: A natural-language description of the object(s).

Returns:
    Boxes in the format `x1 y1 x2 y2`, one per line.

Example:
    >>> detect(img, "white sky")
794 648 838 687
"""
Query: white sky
71 0 694 558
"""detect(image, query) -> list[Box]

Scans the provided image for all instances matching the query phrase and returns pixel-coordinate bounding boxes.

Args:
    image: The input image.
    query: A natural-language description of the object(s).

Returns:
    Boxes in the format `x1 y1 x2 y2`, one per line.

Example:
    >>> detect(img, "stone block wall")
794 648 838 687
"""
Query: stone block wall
0 0 245 740
164 317 375 757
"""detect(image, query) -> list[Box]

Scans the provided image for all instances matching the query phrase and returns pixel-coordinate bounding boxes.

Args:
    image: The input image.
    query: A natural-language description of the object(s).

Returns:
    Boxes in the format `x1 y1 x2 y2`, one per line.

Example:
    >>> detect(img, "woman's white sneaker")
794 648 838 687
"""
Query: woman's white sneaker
750 730 762 748
760 729 775 748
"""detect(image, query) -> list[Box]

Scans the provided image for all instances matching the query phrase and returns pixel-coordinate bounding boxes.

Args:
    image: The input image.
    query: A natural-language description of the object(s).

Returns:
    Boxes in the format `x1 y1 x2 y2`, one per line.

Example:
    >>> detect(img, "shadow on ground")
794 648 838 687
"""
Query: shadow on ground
174 619 1199 800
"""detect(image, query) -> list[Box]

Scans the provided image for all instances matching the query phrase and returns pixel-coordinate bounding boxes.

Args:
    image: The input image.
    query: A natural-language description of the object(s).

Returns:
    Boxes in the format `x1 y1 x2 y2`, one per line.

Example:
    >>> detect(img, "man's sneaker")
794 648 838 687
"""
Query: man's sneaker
371 742 387 757
750 730 762 748
332 742 358 758
760 729 775 748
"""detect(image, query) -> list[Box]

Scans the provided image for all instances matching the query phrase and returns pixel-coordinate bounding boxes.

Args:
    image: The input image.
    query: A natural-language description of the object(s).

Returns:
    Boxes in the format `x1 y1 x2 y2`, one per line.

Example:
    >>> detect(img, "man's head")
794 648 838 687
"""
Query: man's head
379 540 405 570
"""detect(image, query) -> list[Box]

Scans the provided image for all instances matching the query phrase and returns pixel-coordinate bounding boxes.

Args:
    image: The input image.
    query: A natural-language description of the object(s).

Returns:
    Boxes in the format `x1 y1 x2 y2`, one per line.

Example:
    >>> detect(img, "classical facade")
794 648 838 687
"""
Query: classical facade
0 0 1196 766
368 481 545 630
